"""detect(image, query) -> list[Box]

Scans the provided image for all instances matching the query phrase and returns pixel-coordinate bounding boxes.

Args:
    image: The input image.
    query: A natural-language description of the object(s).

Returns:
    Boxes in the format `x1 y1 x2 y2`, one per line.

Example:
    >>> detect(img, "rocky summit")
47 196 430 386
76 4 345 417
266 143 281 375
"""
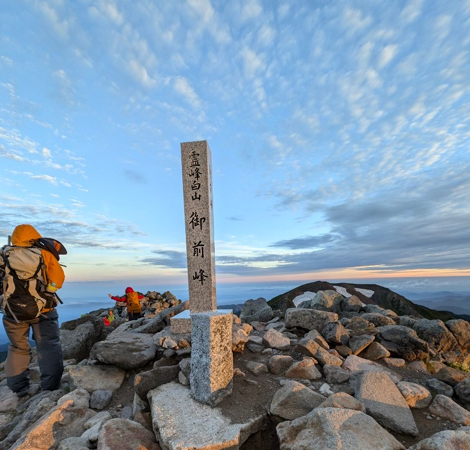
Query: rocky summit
1 284 470 450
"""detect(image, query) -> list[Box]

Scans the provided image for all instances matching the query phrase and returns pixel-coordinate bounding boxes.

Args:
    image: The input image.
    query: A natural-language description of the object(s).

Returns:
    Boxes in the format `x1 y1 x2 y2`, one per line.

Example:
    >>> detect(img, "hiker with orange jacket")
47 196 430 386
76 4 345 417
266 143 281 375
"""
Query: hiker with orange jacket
1 224 66 397
108 287 143 321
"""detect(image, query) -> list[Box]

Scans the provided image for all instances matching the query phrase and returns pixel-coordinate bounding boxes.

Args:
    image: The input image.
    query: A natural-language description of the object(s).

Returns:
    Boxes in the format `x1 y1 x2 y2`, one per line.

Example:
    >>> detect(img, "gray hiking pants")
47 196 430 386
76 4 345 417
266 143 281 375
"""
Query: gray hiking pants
3 309 63 393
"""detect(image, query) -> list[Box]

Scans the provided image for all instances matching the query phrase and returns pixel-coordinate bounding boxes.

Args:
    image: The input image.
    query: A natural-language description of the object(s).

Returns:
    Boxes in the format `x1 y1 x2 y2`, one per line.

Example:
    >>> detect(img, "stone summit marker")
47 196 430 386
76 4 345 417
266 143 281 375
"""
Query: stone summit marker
177 140 233 406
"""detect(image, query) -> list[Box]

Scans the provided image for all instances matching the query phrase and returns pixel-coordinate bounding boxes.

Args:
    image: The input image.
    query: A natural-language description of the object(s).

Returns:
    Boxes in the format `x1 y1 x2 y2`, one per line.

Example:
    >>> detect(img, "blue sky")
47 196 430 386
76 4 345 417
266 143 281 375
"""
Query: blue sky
1 0 470 290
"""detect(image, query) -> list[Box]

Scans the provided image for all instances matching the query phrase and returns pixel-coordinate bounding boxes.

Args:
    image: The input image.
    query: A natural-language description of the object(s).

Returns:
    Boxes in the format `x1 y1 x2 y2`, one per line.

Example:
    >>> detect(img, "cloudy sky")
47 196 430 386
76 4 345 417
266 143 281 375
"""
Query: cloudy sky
1 0 469 289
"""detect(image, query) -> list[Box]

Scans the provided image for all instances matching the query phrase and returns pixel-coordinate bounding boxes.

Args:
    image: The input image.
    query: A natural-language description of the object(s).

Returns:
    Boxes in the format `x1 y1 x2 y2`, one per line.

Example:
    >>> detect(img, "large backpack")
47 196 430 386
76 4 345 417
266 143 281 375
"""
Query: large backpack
126 291 141 314
0 245 57 322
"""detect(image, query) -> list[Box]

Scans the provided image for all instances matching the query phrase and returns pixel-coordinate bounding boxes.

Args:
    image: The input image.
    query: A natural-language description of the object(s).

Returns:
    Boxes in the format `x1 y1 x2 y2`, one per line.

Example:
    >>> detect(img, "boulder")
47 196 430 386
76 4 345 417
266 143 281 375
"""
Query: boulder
134 365 180 400
90 332 157 370
413 319 458 354
285 308 338 331
317 392 365 412
397 382 432 408
343 355 402 383
10 389 93 450
270 380 326 420
321 322 350 346
345 316 374 336
433 365 469 387
268 355 294 375
148 382 264 449
245 361 268 376
232 328 250 352
276 407 405 450
60 322 97 362
97 418 160 450
360 313 396 327
429 395 470 425
262 329 291 350
446 319 470 349
455 377 470 406
285 358 322 380
323 364 351 384
352 371 418 436
376 325 429 361
340 295 363 313
90 390 113 410
69 365 126 393
295 338 343 366
359 341 390 360
426 378 454 397
407 427 470 450
298 290 344 312
304 329 329 349
240 298 273 323
349 334 374 355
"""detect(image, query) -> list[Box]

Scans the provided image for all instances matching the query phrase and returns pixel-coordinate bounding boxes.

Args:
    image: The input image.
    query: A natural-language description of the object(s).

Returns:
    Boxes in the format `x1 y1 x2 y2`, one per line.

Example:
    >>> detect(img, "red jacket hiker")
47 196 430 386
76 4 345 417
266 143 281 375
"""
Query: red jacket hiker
108 287 143 321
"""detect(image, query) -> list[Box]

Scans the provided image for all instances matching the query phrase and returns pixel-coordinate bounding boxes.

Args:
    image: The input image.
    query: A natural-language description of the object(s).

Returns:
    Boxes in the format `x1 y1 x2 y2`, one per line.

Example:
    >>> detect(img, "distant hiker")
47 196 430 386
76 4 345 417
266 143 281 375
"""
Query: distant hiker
0 224 67 397
108 287 143 321
103 310 115 327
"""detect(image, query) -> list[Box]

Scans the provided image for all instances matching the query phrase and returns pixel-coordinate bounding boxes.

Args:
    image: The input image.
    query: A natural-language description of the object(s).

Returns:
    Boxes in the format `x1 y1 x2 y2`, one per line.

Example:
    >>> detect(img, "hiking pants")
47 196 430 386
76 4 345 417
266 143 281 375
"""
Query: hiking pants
3 309 64 393
128 312 141 321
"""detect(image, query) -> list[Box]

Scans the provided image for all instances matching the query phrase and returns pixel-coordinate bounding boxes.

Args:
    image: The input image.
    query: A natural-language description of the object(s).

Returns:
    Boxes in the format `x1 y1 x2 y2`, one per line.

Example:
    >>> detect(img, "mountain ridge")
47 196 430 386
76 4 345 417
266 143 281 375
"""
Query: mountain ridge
268 280 458 321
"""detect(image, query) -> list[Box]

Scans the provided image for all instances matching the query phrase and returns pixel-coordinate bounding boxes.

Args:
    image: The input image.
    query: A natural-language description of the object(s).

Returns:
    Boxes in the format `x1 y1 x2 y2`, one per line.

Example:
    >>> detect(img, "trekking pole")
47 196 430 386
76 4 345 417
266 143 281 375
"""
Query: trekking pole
55 293 64 304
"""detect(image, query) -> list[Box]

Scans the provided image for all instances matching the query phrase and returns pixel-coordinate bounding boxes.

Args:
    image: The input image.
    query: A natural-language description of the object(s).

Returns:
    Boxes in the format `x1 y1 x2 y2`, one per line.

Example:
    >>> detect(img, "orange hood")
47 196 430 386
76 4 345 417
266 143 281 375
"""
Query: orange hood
11 224 42 247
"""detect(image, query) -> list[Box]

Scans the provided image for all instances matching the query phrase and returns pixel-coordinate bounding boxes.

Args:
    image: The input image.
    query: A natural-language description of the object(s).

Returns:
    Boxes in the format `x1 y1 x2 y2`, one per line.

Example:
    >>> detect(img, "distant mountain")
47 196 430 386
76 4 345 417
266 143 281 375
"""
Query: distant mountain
268 281 457 321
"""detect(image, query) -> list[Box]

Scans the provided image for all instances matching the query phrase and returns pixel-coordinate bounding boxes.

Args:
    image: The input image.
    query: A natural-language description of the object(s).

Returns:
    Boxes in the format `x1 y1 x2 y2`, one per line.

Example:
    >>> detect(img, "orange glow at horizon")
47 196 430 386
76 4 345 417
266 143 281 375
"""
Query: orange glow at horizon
217 268 470 284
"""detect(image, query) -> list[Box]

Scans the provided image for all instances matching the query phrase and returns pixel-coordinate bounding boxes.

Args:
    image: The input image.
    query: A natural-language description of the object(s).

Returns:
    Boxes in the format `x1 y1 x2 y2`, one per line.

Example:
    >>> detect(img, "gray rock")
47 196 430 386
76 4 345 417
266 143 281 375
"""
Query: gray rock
98 418 160 450
323 364 351 384
426 378 454 397
9 389 93 450
285 308 338 331
349 334 375 355
268 355 294 375
433 364 469 387
57 437 91 450
376 325 429 361
407 361 429 373
240 298 273 323
359 341 390 360
270 380 326 420
245 361 268 376
276 407 405 450
298 290 344 312
413 319 458 354
120 406 133 420
341 295 363 313
360 313 396 327
60 322 97 363
446 319 470 349
455 377 470 406
85 411 112 430
69 365 126 393
343 355 402 383
397 382 432 408
429 394 470 425
304 329 329 349
134 365 180 400
295 338 343 366
285 359 322 380
321 322 350 346
148 382 265 449
90 390 113 410
179 358 191 379
399 316 418 328
90 332 157 370
345 316 374 336
262 328 291 350
317 392 365 412
353 371 418 436
407 427 470 450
